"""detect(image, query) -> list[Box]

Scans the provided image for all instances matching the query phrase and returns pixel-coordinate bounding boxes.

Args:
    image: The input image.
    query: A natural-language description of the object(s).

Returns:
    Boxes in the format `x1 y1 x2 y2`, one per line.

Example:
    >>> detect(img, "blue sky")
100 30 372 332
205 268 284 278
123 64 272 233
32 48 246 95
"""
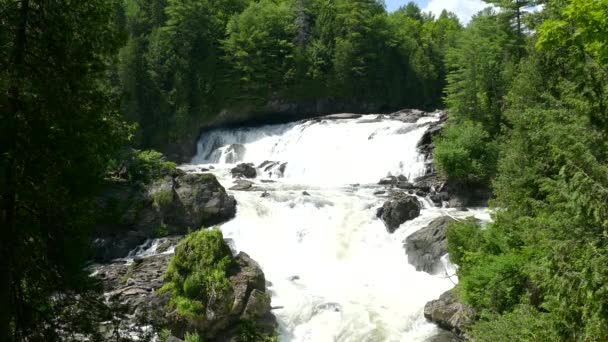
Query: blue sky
385 0 428 12
385 0 488 24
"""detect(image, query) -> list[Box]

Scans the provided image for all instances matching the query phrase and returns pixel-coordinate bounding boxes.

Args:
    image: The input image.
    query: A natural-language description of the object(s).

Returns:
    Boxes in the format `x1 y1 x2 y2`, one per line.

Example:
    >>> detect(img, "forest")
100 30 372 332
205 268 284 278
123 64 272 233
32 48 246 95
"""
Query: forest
1 0 608 340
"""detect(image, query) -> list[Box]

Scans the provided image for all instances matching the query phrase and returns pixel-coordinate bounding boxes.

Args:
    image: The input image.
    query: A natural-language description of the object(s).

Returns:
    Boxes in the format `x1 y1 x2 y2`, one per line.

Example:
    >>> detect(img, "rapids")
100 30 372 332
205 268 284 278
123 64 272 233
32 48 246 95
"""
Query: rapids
184 113 489 342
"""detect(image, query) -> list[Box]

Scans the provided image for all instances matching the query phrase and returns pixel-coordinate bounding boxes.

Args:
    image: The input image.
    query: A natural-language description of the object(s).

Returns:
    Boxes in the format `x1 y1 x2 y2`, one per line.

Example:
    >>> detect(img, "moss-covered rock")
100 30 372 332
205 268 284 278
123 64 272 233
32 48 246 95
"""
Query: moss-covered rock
160 229 276 341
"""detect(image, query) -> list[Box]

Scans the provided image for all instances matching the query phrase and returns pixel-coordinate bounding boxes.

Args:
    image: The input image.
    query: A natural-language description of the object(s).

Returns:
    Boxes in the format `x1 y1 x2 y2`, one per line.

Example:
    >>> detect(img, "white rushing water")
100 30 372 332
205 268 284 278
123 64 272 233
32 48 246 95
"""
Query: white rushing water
186 113 489 342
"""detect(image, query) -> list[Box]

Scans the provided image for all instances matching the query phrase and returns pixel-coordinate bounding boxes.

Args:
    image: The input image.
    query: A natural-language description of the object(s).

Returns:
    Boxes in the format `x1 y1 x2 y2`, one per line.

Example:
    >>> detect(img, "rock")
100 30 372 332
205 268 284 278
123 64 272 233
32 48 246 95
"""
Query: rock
373 190 386 195
389 109 426 123
417 112 447 160
91 251 276 341
230 180 254 191
376 195 421 233
302 191 311 196
424 290 475 337
279 162 287 175
316 113 363 121
261 191 271 198
91 173 236 262
378 176 398 185
430 191 450 206
231 163 256 179
224 144 246 164
166 337 184 342
396 181 414 190
405 216 455 274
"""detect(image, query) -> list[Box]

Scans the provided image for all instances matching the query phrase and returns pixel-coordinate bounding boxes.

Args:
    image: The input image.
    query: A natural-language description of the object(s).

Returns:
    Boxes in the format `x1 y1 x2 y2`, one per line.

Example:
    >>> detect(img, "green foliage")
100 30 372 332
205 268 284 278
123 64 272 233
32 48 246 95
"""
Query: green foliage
131 150 177 183
223 0 296 101
446 0 608 339
0 0 129 338
162 228 235 320
434 121 498 183
184 331 203 342
154 223 170 238
153 189 174 209
237 319 278 342
114 0 463 156
159 328 172 341
470 305 560 341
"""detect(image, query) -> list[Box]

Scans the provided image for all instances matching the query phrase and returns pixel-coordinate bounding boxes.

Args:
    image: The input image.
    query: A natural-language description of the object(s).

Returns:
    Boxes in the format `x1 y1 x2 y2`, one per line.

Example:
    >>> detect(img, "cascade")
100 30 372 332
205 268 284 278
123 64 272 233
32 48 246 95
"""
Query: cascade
183 112 488 341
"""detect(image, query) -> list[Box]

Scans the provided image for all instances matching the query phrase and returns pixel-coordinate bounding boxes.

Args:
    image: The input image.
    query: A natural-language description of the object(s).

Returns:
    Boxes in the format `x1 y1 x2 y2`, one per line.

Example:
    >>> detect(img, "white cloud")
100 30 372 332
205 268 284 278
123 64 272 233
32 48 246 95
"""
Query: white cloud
424 0 488 25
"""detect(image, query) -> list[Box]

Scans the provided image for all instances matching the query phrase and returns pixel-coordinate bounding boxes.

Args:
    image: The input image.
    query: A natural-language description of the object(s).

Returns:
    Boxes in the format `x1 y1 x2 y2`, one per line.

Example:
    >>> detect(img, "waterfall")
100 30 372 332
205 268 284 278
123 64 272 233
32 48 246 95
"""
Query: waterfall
187 113 488 341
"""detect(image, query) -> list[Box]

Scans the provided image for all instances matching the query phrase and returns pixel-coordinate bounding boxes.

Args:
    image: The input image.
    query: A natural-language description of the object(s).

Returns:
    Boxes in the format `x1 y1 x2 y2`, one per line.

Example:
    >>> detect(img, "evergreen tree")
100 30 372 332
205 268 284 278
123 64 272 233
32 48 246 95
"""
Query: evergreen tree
0 0 128 338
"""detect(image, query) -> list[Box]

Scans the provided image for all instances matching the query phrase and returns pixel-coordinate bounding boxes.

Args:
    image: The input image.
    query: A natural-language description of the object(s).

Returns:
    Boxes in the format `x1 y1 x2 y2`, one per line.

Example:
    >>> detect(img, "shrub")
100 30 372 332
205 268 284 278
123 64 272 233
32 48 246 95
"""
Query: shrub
154 224 169 238
131 150 177 183
160 228 235 320
184 332 202 342
434 120 498 184
152 189 173 209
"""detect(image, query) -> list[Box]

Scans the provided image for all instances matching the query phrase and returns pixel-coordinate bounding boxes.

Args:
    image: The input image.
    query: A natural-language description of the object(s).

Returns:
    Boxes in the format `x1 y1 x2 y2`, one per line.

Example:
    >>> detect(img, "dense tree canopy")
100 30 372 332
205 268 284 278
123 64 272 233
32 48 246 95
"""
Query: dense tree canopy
0 0 128 339
438 0 608 339
114 0 462 154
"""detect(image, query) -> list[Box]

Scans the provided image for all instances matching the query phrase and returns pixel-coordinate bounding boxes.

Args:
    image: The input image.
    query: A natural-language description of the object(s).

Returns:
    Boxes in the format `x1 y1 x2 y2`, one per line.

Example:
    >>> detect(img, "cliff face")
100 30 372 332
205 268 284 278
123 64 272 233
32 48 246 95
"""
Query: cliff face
162 100 392 163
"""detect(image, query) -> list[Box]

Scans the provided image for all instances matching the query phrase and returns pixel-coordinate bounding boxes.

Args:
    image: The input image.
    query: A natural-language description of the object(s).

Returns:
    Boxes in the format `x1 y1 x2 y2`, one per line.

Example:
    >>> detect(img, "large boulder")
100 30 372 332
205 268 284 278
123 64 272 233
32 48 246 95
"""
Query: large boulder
91 173 236 262
424 290 476 337
91 251 276 341
231 163 257 179
405 216 455 274
376 195 421 233
164 173 237 229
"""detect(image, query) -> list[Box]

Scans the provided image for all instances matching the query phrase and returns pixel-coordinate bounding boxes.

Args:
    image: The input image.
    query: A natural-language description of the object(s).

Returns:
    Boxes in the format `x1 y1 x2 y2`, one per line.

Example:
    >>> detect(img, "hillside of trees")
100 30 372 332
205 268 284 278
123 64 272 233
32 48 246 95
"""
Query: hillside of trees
2 0 608 340
113 0 462 159
436 0 608 339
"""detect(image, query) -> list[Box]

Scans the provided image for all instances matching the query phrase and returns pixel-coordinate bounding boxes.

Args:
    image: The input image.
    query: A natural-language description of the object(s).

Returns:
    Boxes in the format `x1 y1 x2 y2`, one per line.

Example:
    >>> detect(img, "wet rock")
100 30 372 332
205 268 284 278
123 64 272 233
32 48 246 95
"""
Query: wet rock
279 162 288 175
224 144 246 164
261 191 271 198
430 191 450 206
378 176 398 185
302 191 311 196
373 190 386 195
404 216 456 274
317 113 363 121
376 195 421 233
417 112 447 160
231 163 256 179
230 180 254 191
287 275 300 281
425 290 475 337
389 109 426 123
396 181 415 190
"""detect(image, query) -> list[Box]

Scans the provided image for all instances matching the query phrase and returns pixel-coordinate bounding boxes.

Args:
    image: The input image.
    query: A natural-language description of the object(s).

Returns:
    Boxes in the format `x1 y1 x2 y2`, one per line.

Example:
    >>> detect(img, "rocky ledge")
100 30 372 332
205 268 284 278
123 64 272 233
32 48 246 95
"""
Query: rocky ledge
425 290 476 338
404 216 455 274
91 172 236 262
92 251 276 341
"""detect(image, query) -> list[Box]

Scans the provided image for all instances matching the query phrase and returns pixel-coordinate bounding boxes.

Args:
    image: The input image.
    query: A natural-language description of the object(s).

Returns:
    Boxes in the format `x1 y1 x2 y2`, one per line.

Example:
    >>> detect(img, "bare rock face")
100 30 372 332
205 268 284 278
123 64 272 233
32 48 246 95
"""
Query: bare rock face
92 251 276 341
91 173 236 262
376 195 421 233
424 290 476 337
404 216 455 274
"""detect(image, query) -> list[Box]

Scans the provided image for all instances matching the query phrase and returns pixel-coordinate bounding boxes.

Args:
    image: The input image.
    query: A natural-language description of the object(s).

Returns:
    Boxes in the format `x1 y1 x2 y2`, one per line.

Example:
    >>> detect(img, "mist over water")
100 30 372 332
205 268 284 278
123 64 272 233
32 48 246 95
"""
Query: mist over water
188 114 488 341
